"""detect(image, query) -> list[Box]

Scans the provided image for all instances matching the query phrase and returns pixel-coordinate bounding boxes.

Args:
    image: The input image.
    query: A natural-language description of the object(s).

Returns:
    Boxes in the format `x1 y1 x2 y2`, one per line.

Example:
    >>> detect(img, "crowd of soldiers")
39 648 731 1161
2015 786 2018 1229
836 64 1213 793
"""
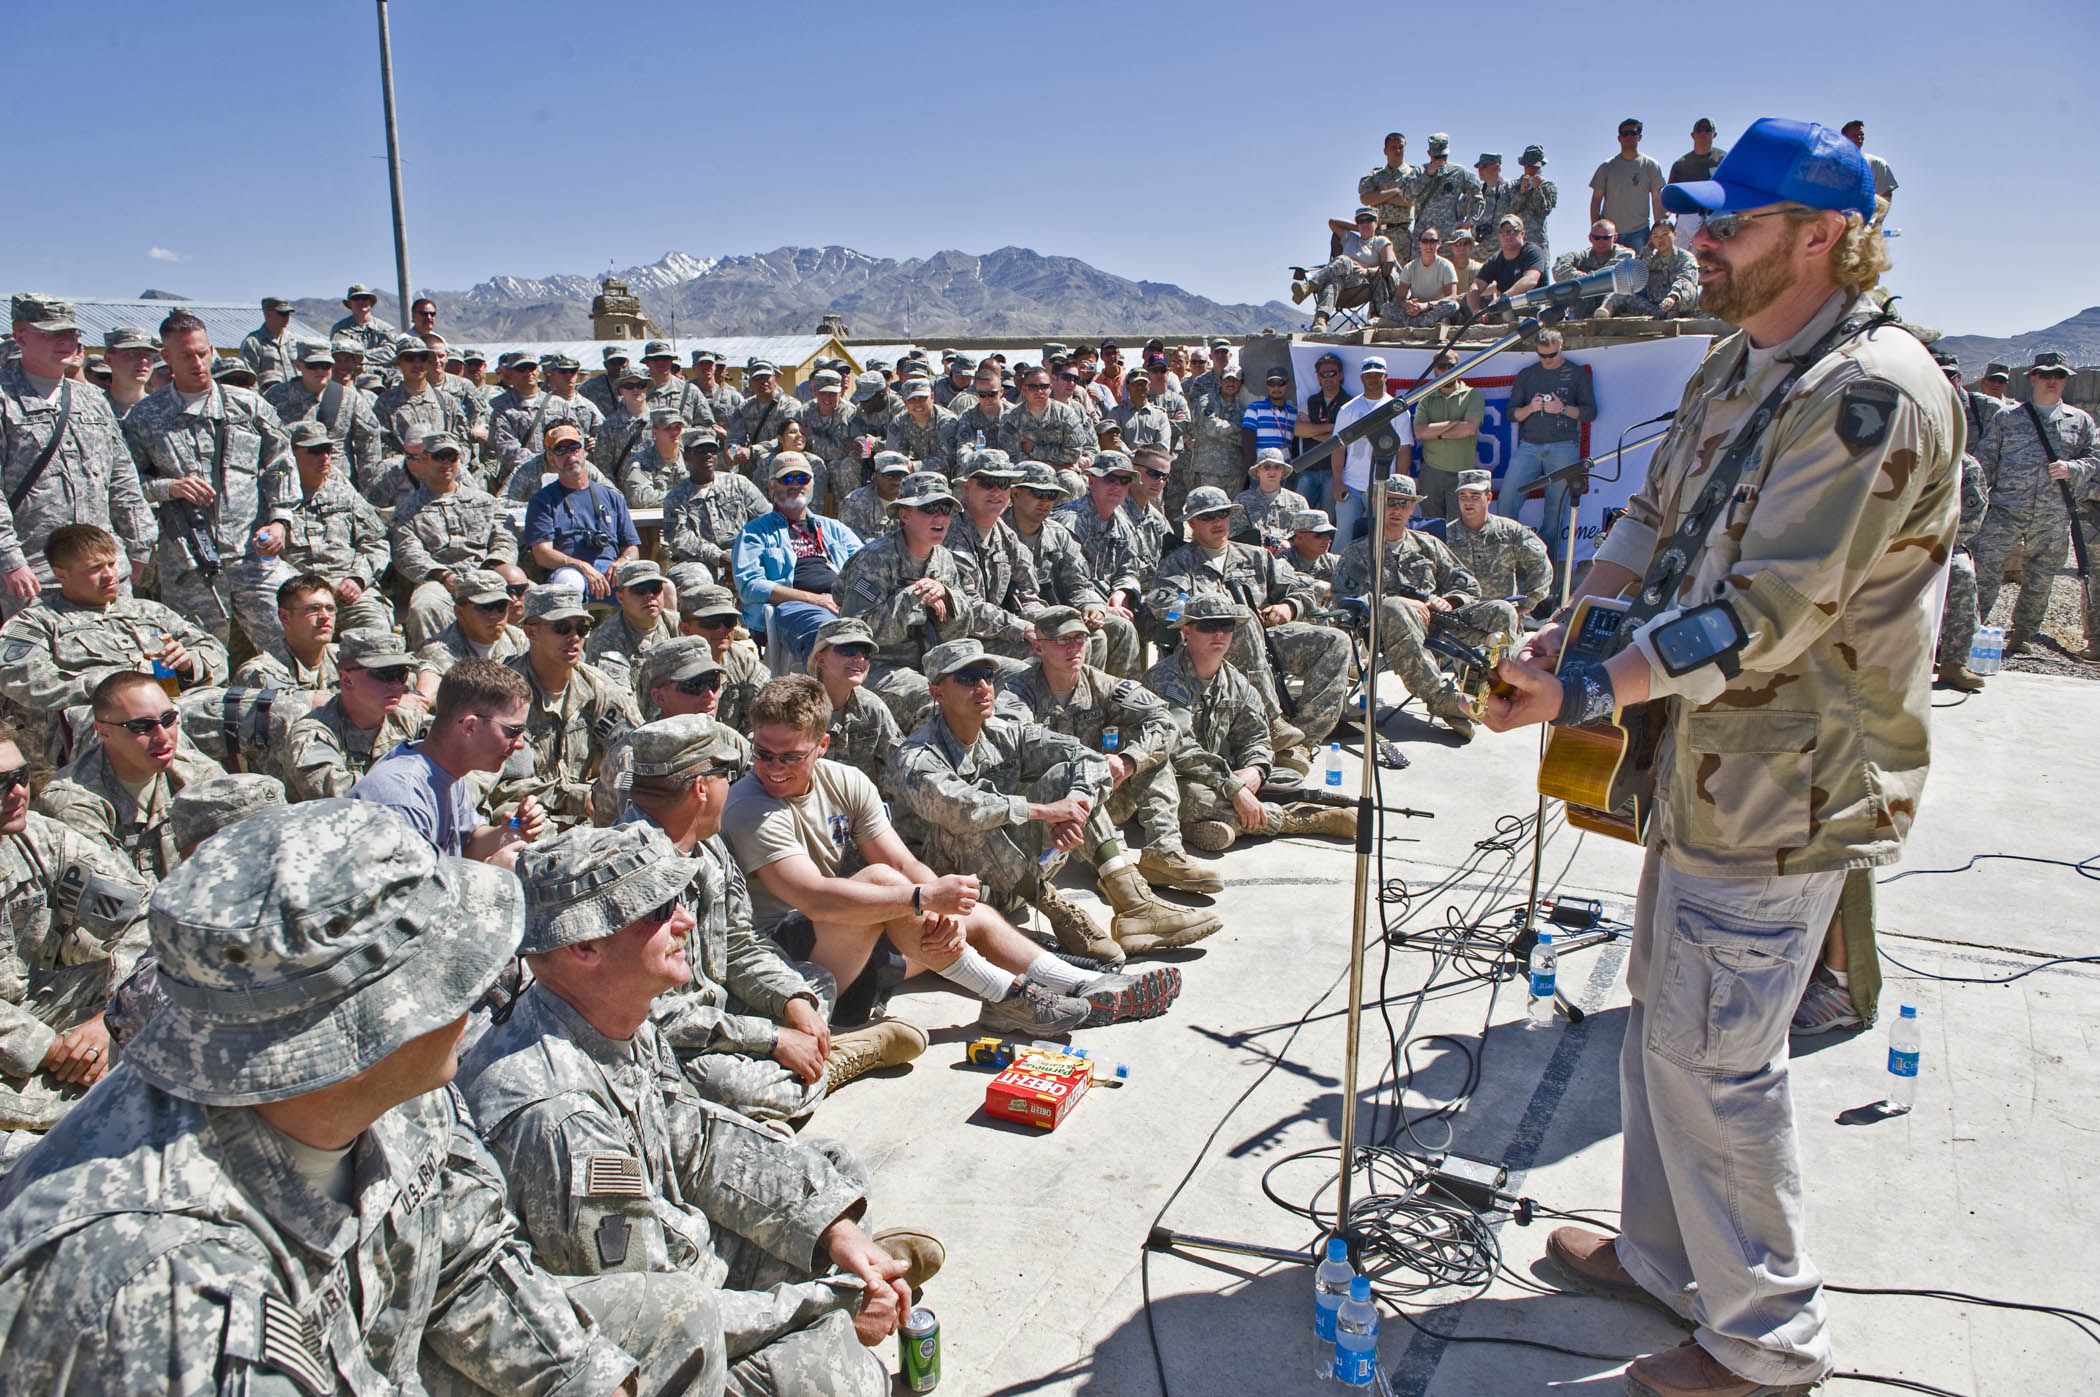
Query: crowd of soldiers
0 283 1573 1391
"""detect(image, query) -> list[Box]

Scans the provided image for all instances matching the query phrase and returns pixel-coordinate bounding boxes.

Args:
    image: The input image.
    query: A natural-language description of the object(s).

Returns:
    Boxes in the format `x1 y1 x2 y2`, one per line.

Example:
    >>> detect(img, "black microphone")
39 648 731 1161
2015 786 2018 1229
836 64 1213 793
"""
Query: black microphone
1486 258 1646 314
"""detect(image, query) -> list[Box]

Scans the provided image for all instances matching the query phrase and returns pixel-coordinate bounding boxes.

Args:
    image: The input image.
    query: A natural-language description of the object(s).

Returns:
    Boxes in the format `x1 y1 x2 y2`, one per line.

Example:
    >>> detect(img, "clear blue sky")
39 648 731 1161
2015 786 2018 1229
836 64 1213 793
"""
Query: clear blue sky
5 1 2094 338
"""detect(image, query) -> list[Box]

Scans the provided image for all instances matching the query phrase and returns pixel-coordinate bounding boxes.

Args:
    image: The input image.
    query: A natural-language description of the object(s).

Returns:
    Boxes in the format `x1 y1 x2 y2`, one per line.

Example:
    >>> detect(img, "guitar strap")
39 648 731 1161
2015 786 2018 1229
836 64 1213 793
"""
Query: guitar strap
1620 306 1891 637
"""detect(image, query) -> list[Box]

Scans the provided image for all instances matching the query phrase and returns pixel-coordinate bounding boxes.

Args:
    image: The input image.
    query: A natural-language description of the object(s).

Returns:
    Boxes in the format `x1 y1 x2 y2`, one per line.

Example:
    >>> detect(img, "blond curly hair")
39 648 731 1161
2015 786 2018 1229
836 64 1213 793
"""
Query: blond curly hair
1785 206 1890 297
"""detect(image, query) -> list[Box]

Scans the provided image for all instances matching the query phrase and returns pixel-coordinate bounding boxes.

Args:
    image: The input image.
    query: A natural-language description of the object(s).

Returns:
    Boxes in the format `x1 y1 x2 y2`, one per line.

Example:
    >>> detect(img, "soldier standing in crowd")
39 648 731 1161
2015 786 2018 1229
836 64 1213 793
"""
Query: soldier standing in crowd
236 296 299 388
328 283 396 364
1969 351 2097 657
692 348 745 423
373 334 471 454
620 406 692 507
1410 133 1481 249
1513 144 1558 263
1359 132 1419 247
100 325 159 423
1933 351 1992 690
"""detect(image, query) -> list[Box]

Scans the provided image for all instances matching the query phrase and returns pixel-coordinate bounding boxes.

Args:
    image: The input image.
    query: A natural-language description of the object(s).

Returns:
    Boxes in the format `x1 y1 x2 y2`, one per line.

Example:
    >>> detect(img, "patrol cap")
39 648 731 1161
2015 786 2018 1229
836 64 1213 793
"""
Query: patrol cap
1172 592 1250 627
950 352 978 372
1427 132 1450 153
509 350 542 369
104 325 156 353
638 636 721 690
11 294 77 332
1476 152 1503 167
1015 460 1069 496
1220 361 1244 381
338 627 415 670
852 371 887 402
212 358 258 387
648 406 688 429
1184 486 1234 518
809 369 843 390
392 334 433 359
344 283 379 303
872 449 912 476
420 430 463 458
522 583 590 624
1087 451 1137 479
516 823 701 956
1662 117 1872 219
1265 367 1290 384
127 800 522 1106
603 345 630 363
1930 349 1960 370
962 451 1023 483
329 335 367 360
2026 350 2073 378
679 583 742 620
1692 117 1717 134
691 348 718 366
664 562 713 603
1382 474 1423 502
903 379 934 400
1033 605 1089 640
1982 362 2012 383
168 773 287 856
810 616 877 657
286 420 338 451
747 359 779 377
453 568 512 604
891 469 959 510
681 427 720 452
1291 509 1336 535
1096 419 1124 439
543 422 584 449
1455 468 1495 493
628 712 742 782
923 638 991 678
1520 144 1547 166
261 296 294 313
614 559 666 590
617 366 649 387
545 354 580 372
642 339 679 360
1354 207 1378 222
462 347 487 365
1249 446 1290 474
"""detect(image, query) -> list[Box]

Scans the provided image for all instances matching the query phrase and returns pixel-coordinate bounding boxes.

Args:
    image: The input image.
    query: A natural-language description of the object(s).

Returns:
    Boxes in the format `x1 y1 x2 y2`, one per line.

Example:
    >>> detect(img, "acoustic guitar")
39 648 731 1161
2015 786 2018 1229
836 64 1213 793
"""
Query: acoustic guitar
1535 595 1660 844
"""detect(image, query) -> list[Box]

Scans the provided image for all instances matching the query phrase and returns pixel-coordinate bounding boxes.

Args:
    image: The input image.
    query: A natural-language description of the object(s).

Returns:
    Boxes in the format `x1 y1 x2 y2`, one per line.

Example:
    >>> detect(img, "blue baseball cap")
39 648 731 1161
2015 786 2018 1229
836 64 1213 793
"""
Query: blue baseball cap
1662 118 1873 219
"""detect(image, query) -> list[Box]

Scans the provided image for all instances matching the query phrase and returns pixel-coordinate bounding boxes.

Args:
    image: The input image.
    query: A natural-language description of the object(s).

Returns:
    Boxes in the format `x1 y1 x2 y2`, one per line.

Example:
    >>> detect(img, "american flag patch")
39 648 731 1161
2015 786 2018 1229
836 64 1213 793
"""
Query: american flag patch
258 1293 331 1395
584 1152 647 1197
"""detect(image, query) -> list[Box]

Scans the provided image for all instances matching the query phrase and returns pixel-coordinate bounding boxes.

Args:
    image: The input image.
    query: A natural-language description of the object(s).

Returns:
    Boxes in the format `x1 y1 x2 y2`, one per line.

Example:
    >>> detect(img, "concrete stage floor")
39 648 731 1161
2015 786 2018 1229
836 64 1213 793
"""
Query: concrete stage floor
813 670 2099 1396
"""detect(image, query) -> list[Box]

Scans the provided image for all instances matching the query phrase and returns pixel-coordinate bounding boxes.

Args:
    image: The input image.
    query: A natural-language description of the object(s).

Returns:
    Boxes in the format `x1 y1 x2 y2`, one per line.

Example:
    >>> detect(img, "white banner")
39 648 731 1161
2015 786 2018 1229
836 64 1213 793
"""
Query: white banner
1288 335 1712 560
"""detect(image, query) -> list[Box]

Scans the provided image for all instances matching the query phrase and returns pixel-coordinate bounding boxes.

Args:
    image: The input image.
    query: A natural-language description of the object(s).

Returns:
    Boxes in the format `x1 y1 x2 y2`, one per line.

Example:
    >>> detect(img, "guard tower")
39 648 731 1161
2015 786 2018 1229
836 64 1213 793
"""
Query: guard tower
591 278 655 340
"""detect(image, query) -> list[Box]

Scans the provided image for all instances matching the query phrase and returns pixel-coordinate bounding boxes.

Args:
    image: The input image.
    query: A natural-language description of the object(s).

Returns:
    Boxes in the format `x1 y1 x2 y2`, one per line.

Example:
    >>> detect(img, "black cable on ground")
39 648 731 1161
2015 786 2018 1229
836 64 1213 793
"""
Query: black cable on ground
1874 850 2100 982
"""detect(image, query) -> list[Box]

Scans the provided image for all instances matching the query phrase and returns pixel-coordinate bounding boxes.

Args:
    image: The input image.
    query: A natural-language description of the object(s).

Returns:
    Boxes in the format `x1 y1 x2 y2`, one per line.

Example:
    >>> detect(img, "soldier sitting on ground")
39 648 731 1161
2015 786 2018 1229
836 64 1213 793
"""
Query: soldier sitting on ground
582 559 679 689
807 617 902 795
591 637 745 826
1440 469 1556 618
492 585 640 828
413 567 527 699
37 669 226 882
280 628 429 801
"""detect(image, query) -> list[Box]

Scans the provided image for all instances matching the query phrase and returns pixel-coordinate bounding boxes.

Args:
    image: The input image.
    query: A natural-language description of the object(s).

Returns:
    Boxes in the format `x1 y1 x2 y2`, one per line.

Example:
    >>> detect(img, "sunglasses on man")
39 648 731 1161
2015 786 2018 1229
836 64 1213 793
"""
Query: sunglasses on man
0 766 31 794
625 580 666 597
675 672 724 695
104 710 180 736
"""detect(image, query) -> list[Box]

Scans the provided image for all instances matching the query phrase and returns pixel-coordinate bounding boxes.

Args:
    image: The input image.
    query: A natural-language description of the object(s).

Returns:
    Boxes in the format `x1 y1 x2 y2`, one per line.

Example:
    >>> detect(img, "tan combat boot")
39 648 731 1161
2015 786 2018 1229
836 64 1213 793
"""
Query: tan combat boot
1310 311 1330 333
1290 280 1312 305
1935 660 1986 692
1432 688 1477 743
823 1018 930 1094
1186 819 1238 854
1098 858 1221 954
873 1227 946 1296
1033 884 1125 966
1137 845 1225 894
1277 802 1358 841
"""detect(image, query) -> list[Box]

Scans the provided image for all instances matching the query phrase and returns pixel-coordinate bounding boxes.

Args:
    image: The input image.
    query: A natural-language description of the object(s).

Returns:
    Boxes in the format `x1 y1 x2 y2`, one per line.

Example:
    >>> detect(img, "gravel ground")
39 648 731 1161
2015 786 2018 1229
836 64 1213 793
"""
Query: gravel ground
1984 563 2097 679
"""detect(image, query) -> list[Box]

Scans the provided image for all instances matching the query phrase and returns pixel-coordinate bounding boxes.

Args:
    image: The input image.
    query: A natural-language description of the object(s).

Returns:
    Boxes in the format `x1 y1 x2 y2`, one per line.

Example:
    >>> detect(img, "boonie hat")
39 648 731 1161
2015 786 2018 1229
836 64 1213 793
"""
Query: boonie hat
517 824 700 956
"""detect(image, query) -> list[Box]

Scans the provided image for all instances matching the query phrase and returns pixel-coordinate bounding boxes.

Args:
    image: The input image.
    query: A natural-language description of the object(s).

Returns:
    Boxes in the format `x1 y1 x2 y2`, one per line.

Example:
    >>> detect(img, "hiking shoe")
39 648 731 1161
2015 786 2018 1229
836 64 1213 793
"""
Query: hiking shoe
1290 280 1312 306
1278 802 1357 841
1789 966 1862 1036
1544 1227 1692 1329
873 1227 946 1295
1935 661 1986 692
1624 1339 1818 1396
1375 736 1411 770
2003 630 2033 657
1100 862 1221 954
1033 884 1125 966
977 980 1090 1036
1433 692 1477 742
1187 820 1237 854
1137 845 1224 894
1048 963 1183 1028
1310 312 1330 333
823 1018 929 1093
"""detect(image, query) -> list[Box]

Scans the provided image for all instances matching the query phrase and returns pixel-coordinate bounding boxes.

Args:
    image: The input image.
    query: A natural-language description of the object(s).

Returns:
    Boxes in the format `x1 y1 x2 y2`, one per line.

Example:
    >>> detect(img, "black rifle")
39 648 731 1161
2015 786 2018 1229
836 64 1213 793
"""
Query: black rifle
161 499 228 617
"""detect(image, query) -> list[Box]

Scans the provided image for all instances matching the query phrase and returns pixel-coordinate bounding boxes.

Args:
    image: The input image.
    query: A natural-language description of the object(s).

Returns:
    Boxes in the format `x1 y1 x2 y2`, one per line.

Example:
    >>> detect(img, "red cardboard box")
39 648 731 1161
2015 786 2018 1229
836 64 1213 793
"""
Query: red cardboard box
984 1052 1093 1130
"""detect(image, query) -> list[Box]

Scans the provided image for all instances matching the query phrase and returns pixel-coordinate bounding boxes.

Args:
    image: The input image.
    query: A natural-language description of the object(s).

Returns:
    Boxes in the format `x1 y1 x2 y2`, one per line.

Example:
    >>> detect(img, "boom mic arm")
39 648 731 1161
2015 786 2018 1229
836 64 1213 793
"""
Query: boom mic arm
1484 257 1646 315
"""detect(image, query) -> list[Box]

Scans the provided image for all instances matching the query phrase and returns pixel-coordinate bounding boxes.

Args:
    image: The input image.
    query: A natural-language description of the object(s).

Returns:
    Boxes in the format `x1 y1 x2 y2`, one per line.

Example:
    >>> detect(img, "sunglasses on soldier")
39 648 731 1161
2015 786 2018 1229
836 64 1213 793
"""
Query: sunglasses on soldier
1701 208 1793 241
104 710 181 736
471 599 511 616
826 642 873 660
625 580 666 596
0 766 29 793
675 673 723 695
1189 619 1239 635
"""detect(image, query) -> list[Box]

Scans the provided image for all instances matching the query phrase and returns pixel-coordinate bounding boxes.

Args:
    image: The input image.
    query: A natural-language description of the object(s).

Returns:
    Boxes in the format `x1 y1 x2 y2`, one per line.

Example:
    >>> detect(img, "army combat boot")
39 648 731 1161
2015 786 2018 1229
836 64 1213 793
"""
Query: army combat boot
1099 857 1221 955
1033 883 1125 966
823 1017 930 1094
874 1227 947 1296
1137 844 1225 894
1186 819 1238 854
1278 802 1358 842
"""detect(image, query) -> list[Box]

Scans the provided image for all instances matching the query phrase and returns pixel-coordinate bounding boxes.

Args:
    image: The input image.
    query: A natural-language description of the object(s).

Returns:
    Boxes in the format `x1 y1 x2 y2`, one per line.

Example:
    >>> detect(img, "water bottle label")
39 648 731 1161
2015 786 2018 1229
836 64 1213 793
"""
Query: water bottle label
1315 1303 1339 1342
1333 1346 1377 1385
1325 768 1343 788
1887 1048 1919 1079
1102 727 1120 752
1529 970 1556 998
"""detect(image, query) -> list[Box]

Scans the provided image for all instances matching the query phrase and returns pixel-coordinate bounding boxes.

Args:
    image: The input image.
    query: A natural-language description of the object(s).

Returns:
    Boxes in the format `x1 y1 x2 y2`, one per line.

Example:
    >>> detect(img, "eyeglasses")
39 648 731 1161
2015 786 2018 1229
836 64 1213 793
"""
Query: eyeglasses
104 710 180 736
0 766 29 794
1701 208 1792 241
974 390 1000 399
1189 619 1238 635
1618 128 1640 138
296 444 333 456
351 665 412 686
1142 468 1171 482
914 502 958 517
1317 367 1341 377
493 719 530 741
825 642 872 660
694 615 738 630
776 473 812 487
1419 234 1441 243
625 580 665 596
752 744 817 767
548 619 592 638
549 441 585 455
675 673 724 695
507 583 530 598
948 665 999 687
1057 372 1080 383
1021 489 1064 501
471 599 511 616
1588 233 1613 243
1022 381 1051 392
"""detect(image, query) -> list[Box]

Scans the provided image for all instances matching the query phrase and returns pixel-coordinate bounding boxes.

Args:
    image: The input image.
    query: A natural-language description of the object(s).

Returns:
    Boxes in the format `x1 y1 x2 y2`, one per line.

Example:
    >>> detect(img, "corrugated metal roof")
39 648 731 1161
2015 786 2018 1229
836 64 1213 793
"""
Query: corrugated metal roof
456 334 848 372
10 296 330 350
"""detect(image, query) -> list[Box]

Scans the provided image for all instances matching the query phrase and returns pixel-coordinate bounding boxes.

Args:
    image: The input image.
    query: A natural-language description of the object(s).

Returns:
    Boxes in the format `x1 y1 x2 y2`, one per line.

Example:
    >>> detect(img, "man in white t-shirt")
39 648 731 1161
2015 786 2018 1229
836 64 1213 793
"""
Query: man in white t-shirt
1378 228 1460 327
720 675 1173 1036
1330 358 1415 550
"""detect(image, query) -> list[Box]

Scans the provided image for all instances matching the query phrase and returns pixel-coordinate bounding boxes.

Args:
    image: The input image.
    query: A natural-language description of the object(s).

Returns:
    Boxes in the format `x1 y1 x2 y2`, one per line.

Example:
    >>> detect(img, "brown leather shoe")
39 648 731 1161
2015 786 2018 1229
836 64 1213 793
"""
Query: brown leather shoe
1624 1339 1819 1396
1544 1227 1692 1328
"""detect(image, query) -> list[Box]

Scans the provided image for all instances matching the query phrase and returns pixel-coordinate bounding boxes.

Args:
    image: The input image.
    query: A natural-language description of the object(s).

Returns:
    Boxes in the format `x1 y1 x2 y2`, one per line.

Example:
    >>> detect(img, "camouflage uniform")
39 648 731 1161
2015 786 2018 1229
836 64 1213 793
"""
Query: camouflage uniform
373 379 473 456
233 644 338 694
836 535 1026 730
236 324 298 388
326 312 395 363
1937 445 1991 667
1511 174 1559 263
0 813 149 1139
1011 511 1141 677
946 402 1010 469
1000 660 1186 855
1475 181 1519 245
701 379 745 424
645 377 715 432
1232 484 1311 551
0 364 156 593
490 391 597 479
725 394 803 472
824 684 903 794
844 394 900 457
998 399 1094 470
1123 497 1175 579
262 377 386 488
1146 539 1353 744
798 402 859 509
1109 400 1176 459
594 401 651 476
664 469 772 575
123 383 296 641
416 619 528 682
1409 162 1483 247
884 406 957 475
1358 160 1420 240
1332 529 1517 710
619 441 687 508
578 366 622 419
0 594 229 767
1056 501 1146 605
493 656 640 826
946 514 1051 659
1141 646 1293 835
232 472 393 655
35 739 226 881
582 610 679 691
281 695 429 801
1443 513 1555 613
390 484 519 647
1600 245 1701 318
1550 239 1637 317
1971 399 2098 644
1183 388 1257 509
838 482 901 542
713 639 769 735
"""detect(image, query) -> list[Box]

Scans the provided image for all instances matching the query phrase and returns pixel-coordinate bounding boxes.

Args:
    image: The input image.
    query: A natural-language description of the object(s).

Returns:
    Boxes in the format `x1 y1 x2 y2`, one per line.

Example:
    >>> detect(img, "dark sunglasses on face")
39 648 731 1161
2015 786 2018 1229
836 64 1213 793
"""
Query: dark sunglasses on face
507 583 530 598
675 673 724 695
352 665 412 685
695 615 737 630
915 502 957 517
827 642 872 660
549 441 585 455
106 710 180 736
0 766 30 794
471 599 511 615
626 580 666 597
1058 372 1080 382
949 665 999 687
493 719 530 741
1701 208 1790 241
975 390 999 399
549 620 591 638
776 473 812 487
1189 619 1238 635
752 744 816 767
1142 468 1170 482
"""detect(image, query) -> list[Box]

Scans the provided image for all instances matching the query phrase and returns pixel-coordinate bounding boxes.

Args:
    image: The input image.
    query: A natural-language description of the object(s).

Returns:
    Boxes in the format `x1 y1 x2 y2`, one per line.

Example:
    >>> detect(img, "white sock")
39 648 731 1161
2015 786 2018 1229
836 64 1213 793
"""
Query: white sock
935 946 1016 1002
1828 967 1851 989
1023 953 1094 994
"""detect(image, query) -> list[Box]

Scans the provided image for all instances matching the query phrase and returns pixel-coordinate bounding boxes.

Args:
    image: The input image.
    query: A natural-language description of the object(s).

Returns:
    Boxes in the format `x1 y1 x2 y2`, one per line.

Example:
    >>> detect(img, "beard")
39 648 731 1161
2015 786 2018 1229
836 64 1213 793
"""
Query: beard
777 490 811 513
1697 229 1795 323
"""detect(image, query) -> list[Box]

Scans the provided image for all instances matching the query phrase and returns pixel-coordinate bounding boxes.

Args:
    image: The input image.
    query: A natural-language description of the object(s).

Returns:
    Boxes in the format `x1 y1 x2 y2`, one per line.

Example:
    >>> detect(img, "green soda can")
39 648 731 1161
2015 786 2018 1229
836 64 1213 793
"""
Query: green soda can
900 1305 940 1391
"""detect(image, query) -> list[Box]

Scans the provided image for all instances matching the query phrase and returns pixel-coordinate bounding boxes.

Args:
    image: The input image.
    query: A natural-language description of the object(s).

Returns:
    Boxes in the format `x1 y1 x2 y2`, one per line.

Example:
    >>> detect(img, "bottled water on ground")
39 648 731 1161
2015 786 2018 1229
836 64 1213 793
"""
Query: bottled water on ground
1526 931 1558 1030
1331 1275 1380 1386
1884 1003 1920 1111
1314 1236 1352 1342
1324 742 1344 791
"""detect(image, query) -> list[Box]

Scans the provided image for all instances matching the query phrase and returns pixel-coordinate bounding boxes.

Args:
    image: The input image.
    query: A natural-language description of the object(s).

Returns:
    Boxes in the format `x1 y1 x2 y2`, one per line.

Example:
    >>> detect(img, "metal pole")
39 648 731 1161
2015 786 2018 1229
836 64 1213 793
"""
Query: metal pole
375 0 413 325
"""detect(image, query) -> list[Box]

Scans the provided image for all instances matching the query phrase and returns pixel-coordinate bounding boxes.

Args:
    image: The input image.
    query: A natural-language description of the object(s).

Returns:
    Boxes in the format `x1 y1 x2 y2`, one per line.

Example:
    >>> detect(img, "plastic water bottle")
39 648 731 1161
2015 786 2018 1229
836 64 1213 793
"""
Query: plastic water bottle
1967 625 2003 676
1331 1275 1380 1386
973 429 986 452
1526 932 1558 1030
148 628 181 696
1166 590 1187 624
1314 1236 1353 1343
1883 1004 1920 1112
1323 742 1344 792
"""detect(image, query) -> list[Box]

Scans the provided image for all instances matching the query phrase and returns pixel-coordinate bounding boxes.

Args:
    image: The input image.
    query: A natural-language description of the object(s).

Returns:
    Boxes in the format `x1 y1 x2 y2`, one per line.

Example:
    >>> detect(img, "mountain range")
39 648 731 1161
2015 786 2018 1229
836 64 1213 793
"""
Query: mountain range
1933 307 2100 377
287 246 1308 343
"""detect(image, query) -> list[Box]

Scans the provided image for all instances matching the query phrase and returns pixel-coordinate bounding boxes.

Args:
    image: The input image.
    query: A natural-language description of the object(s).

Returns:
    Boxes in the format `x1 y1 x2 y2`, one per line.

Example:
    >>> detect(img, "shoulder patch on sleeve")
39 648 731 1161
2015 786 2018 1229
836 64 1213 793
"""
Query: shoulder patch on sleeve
584 1151 648 1197
257 1293 333 1396
1837 380 1899 453
0 638 32 664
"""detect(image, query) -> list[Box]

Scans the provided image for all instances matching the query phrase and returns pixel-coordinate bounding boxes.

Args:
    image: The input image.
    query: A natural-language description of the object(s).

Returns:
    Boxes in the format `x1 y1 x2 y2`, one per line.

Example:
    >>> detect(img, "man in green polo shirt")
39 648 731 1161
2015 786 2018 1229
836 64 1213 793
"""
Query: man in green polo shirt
1412 348 1484 520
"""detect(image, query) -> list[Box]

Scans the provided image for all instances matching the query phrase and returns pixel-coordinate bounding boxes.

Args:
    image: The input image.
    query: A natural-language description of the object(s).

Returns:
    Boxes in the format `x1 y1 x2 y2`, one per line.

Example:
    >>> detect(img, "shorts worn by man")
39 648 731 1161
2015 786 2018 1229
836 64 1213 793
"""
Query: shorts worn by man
1486 118 1960 1397
0 801 650 1396
459 823 926 1396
